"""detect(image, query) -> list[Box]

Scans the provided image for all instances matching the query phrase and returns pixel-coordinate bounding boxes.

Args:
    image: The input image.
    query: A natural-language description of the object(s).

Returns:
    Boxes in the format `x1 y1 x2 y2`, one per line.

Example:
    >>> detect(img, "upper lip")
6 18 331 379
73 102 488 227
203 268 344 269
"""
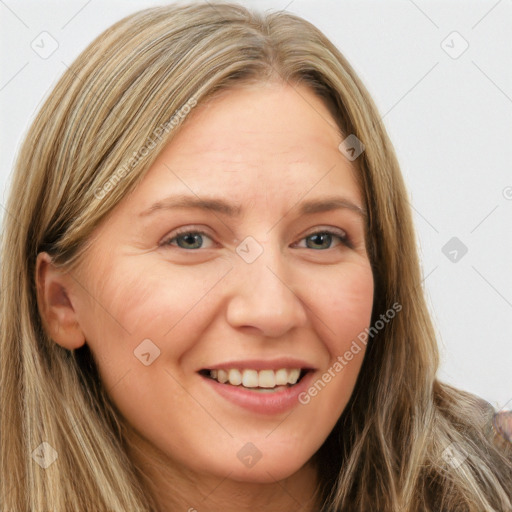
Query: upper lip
199 358 317 372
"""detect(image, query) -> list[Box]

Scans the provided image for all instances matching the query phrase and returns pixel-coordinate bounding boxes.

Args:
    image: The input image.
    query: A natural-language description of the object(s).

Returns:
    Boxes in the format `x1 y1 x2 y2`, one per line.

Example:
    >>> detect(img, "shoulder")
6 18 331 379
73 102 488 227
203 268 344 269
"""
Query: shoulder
461 395 511 453
493 410 512 445
479 398 512 446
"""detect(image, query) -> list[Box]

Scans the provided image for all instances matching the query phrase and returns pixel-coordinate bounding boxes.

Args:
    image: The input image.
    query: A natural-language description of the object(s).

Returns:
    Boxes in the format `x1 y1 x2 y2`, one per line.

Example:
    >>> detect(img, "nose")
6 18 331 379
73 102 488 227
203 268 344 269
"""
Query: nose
225 242 308 338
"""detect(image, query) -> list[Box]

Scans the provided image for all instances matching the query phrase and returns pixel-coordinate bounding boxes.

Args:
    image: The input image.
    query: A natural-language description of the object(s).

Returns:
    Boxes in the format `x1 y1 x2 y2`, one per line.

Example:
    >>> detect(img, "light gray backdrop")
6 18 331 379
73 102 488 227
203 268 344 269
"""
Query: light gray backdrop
1 0 511 410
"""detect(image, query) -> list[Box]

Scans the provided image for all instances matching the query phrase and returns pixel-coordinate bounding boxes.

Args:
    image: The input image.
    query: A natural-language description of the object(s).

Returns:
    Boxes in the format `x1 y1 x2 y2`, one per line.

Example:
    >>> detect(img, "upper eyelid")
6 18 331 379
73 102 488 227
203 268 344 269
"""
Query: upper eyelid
168 223 348 235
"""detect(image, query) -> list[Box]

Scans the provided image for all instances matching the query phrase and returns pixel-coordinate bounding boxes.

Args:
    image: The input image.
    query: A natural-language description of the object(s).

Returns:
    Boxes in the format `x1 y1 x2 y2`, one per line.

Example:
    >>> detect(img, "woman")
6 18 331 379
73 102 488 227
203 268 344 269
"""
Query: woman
1 3 510 511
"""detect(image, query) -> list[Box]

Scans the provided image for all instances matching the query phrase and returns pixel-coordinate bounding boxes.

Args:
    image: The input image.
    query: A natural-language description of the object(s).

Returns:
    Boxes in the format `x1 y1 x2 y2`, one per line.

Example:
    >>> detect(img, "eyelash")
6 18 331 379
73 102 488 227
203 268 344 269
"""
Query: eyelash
160 226 352 251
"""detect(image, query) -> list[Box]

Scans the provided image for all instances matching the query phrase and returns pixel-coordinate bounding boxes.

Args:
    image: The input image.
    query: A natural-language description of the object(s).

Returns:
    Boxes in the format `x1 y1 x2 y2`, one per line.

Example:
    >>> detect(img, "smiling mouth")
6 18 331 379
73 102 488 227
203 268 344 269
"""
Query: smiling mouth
199 368 309 392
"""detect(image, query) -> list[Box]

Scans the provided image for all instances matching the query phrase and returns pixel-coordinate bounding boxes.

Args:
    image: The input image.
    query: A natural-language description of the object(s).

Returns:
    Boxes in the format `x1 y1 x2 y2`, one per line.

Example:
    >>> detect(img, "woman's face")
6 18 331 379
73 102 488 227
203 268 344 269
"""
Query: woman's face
64 82 374 482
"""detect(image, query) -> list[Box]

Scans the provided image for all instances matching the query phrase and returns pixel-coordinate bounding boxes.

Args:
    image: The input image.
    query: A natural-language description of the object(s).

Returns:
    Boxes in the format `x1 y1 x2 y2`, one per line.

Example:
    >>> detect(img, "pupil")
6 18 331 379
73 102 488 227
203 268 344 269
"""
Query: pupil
179 233 201 249
308 233 330 249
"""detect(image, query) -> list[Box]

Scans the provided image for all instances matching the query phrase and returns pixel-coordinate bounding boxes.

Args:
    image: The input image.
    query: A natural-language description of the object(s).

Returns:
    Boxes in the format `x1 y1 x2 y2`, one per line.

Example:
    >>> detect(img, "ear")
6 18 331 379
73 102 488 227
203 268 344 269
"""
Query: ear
35 252 86 350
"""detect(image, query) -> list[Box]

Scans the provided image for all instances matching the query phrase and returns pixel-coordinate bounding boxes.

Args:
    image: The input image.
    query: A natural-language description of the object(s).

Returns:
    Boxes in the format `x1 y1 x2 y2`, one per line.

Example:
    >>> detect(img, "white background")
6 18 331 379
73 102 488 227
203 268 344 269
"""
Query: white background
1 0 511 410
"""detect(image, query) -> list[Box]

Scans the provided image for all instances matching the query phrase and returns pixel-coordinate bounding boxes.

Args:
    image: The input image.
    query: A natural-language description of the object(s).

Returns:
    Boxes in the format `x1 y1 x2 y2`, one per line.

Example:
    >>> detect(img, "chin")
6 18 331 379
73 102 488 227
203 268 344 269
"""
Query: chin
227 462 308 484
204 448 314 484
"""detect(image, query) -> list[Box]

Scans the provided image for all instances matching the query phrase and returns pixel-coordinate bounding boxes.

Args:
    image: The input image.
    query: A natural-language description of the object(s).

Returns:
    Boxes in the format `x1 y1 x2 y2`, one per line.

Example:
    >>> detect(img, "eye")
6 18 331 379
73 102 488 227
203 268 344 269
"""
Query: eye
295 229 351 250
160 227 352 251
161 228 215 250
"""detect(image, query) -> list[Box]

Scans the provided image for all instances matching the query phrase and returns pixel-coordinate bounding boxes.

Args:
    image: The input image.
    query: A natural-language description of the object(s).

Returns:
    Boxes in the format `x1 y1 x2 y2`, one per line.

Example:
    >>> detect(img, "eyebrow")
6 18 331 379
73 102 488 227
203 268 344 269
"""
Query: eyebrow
139 194 367 218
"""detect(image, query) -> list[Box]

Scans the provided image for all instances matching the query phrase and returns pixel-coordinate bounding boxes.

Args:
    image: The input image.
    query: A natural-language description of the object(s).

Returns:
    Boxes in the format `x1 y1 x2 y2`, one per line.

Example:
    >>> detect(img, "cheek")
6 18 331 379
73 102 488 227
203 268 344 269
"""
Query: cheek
79 256 373 385
118 261 230 326
295 264 373 428
315 262 374 353
76 260 228 378
72 252 375 481
276 262 374 460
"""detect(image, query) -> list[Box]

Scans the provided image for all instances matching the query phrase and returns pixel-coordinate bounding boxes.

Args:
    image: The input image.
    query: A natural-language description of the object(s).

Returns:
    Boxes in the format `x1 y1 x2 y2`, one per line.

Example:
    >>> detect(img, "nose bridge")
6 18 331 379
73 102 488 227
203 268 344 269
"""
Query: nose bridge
225 234 308 337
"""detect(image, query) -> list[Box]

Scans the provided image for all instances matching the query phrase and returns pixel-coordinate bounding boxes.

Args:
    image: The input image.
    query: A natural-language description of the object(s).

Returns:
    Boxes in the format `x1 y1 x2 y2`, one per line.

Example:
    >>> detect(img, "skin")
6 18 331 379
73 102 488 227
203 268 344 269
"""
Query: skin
36 82 374 511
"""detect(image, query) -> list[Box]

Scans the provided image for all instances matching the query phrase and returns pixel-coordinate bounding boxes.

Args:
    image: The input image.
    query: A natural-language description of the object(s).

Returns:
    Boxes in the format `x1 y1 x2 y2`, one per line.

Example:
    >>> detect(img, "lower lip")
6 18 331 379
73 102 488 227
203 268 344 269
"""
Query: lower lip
200 371 315 415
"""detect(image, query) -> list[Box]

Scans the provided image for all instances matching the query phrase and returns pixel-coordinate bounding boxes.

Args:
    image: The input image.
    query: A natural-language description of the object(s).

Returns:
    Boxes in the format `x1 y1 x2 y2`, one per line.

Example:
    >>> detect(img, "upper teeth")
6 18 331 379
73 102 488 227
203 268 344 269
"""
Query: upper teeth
209 368 301 388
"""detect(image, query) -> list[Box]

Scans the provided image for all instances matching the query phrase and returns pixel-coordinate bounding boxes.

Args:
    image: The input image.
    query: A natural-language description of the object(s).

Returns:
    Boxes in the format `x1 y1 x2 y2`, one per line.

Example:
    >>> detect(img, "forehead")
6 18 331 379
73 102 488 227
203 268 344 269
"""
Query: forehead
171 82 342 158
135 82 363 206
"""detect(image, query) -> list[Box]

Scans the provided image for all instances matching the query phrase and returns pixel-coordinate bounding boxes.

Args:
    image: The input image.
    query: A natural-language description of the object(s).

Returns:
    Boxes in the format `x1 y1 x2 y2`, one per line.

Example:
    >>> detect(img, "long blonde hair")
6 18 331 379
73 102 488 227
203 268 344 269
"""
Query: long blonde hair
1 3 510 511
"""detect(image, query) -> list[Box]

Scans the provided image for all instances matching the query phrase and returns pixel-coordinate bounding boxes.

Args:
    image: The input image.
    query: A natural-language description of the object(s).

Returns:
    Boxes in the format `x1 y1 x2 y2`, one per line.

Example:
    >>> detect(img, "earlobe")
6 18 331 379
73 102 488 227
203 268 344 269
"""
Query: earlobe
35 252 86 350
